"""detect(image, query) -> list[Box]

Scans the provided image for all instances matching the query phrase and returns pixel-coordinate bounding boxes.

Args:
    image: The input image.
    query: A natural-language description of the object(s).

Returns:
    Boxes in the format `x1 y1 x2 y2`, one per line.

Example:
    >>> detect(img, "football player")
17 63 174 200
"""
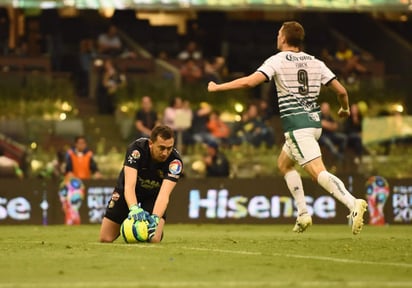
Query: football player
99 125 183 243
207 21 367 235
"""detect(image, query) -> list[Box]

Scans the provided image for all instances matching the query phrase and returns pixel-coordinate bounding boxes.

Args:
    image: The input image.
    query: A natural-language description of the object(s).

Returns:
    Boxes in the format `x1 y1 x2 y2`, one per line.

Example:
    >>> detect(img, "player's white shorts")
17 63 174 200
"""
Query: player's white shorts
282 128 322 166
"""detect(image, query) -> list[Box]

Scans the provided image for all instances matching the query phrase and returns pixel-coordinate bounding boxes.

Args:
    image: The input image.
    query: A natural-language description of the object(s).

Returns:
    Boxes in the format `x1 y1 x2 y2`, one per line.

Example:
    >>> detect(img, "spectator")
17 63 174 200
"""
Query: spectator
344 103 364 164
177 40 202 61
40 149 67 180
65 135 103 180
97 24 123 57
162 97 183 131
319 102 347 164
203 56 227 83
191 102 215 145
319 47 334 62
96 58 126 114
0 146 23 179
180 58 203 85
134 96 159 139
78 38 97 98
236 104 276 148
335 41 368 83
203 141 230 178
207 110 231 145
178 99 194 149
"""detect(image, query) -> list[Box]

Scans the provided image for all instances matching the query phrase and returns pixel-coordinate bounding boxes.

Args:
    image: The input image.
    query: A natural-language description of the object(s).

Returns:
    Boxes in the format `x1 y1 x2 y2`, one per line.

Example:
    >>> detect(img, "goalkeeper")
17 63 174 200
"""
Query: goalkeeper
99 125 183 243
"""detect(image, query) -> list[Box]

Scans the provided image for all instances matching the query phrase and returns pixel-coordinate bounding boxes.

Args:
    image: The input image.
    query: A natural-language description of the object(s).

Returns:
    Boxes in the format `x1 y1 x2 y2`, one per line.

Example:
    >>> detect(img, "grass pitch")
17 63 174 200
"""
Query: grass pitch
0 224 411 288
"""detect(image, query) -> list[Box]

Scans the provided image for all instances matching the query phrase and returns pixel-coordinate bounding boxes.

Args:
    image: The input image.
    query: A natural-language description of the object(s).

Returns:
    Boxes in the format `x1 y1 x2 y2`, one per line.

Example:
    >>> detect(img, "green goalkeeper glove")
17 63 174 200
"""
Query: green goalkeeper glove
127 204 146 222
146 214 160 241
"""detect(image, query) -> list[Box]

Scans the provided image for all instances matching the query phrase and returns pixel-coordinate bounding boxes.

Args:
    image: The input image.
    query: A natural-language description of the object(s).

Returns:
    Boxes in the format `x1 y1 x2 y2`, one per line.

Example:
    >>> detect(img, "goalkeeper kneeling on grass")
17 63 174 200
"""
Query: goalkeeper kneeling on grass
99 125 183 243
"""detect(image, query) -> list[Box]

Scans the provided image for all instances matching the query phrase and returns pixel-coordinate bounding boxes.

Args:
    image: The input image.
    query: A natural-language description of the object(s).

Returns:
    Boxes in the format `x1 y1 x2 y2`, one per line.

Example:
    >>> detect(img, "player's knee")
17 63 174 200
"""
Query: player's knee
278 162 290 175
99 235 114 243
99 232 118 243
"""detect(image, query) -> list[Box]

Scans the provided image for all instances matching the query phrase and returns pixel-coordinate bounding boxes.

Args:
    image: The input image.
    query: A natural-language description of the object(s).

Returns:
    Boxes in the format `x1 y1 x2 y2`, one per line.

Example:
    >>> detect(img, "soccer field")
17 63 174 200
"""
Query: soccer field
0 224 411 288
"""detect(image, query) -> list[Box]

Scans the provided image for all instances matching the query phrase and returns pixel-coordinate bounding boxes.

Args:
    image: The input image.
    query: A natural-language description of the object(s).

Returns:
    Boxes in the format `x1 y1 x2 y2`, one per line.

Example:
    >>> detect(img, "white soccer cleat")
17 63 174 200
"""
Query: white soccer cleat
293 213 312 233
348 199 368 235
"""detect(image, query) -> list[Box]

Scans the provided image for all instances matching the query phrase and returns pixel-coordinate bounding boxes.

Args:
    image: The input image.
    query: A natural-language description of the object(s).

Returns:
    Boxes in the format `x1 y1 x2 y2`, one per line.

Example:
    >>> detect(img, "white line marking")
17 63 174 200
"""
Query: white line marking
273 253 412 268
90 242 163 248
1 281 412 288
90 243 412 269
181 246 412 269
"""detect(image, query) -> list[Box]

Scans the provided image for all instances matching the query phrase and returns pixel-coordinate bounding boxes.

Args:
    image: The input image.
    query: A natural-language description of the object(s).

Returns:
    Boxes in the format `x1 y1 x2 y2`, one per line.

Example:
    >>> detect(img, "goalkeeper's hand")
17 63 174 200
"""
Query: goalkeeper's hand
146 214 160 241
127 204 146 222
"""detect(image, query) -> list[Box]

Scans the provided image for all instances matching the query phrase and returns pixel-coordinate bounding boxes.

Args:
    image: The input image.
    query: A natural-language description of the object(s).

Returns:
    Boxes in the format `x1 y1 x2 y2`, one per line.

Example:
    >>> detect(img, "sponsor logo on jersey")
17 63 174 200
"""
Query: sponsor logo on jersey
169 159 182 175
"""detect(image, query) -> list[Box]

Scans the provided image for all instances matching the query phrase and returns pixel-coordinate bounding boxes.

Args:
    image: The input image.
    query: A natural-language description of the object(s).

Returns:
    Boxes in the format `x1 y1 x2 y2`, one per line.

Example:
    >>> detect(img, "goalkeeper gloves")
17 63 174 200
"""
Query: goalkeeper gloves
146 214 160 241
127 204 146 222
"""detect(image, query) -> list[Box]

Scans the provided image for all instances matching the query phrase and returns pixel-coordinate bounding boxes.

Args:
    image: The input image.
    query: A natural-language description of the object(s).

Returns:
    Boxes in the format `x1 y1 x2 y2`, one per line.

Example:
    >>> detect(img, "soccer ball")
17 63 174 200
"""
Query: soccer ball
120 217 149 243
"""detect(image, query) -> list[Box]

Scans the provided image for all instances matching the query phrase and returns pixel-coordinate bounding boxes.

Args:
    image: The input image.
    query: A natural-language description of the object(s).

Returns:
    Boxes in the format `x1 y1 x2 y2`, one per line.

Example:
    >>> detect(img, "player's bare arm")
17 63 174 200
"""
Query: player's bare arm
124 165 138 207
208 72 267 92
327 79 350 118
152 179 176 217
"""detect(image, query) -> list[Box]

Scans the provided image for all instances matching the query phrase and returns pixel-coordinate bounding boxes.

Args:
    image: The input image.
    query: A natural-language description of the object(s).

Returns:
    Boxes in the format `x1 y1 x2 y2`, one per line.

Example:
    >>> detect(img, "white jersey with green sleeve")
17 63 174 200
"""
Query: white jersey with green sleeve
257 51 336 132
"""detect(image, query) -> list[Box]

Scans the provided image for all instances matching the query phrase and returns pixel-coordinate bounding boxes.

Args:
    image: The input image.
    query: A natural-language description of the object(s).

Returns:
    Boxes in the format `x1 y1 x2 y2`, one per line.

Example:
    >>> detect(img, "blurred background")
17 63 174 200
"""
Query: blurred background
0 0 412 180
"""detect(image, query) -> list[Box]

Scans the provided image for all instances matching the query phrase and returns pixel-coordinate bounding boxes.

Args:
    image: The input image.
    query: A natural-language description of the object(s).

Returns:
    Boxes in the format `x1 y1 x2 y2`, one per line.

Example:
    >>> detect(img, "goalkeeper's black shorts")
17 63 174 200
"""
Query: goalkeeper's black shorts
103 189 167 224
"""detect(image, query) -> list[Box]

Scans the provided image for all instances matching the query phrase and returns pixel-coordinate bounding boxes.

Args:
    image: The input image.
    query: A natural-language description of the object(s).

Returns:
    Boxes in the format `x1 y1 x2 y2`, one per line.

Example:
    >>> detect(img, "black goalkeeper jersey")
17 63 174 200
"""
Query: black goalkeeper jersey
114 138 183 202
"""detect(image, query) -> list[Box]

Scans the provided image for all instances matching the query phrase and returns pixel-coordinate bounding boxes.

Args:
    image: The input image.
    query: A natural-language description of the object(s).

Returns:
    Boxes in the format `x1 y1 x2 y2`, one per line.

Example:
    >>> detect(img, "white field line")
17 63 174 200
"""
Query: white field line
1 281 412 288
3 243 411 288
92 243 412 269
182 246 412 269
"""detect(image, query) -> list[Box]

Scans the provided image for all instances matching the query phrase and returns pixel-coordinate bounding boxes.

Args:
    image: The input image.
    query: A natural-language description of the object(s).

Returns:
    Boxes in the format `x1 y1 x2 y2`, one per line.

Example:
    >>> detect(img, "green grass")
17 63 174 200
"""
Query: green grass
0 224 411 287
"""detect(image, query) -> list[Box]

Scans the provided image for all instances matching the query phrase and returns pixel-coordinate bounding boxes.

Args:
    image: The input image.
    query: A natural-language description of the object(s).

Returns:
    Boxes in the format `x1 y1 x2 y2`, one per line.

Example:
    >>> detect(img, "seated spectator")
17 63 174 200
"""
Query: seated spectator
257 98 275 123
191 102 215 145
319 102 347 163
97 24 134 58
319 47 334 62
96 58 127 114
334 41 368 83
65 136 103 180
177 40 202 61
0 146 23 179
203 141 230 178
134 96 159 139
97 24 122 56
162 97 183 131
179 99 194 148
232 104 275 148
207 110 231 145
344 103 364 164
203 56 227 83
180 58 203 84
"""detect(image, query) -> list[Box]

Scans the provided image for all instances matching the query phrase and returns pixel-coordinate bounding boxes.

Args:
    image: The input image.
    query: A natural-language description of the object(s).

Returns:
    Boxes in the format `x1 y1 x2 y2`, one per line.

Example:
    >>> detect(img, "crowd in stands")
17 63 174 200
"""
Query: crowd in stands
319 102 365 168
132 95 276 153
0 10 394 179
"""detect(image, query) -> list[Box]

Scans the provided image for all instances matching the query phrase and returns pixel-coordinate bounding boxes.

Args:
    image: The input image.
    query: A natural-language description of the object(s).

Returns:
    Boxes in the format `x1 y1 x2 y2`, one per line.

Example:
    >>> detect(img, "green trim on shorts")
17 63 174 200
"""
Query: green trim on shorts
289 131 304 158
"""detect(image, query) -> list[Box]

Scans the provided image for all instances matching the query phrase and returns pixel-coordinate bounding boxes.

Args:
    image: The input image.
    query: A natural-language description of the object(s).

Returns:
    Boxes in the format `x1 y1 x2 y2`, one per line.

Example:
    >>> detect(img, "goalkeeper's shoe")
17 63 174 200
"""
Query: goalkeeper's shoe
348 199 368 235
293 213 312 233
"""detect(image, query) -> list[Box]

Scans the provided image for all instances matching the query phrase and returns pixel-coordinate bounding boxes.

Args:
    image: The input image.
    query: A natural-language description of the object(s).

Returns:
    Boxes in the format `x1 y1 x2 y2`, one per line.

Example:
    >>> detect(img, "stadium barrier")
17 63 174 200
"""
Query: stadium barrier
0 177 411 225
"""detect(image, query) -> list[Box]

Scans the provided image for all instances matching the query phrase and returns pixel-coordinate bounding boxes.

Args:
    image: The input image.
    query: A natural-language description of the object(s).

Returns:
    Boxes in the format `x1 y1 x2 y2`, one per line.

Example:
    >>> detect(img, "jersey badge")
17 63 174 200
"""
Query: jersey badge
108 191 120 208
169 159 183 175
127 150 141 164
